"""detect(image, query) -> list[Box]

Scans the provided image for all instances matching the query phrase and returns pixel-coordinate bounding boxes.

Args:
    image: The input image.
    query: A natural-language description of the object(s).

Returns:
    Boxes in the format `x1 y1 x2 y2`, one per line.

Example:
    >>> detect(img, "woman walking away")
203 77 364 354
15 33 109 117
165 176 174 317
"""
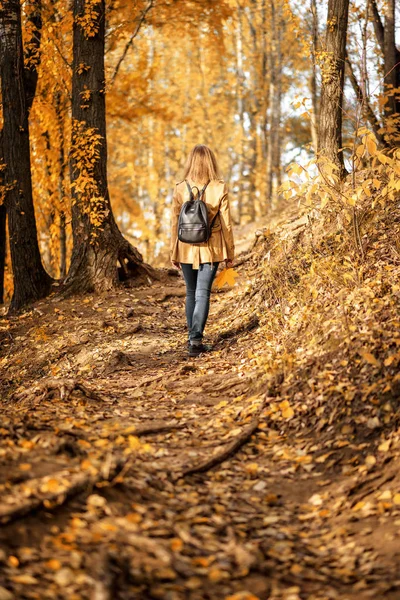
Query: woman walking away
170 144 235 357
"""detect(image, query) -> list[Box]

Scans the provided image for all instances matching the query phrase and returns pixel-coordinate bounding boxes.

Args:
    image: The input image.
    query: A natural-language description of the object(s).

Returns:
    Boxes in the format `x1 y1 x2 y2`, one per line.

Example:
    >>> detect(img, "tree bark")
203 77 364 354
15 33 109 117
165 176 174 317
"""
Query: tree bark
318 0 349 177
383 0 400 124
24 0 42 113
0 129 6 305
0 204 6 305
310 0 319 153
369 0 384 51
64 0 145 295
369 0 400 137
265 0 283 212
55 92 68 278
0 0 52 312
235 0 245 223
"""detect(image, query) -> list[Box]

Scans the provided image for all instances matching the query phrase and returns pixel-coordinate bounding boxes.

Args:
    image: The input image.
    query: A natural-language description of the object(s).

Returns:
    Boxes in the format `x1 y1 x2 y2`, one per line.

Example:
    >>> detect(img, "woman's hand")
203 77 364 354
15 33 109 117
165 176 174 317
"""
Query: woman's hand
225 259 234 269
171 261 181 270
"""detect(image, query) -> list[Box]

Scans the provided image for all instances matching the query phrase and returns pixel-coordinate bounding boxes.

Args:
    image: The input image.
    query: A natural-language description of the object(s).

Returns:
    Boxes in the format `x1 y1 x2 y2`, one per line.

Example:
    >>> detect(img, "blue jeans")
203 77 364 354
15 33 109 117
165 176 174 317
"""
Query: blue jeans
181 262 219 344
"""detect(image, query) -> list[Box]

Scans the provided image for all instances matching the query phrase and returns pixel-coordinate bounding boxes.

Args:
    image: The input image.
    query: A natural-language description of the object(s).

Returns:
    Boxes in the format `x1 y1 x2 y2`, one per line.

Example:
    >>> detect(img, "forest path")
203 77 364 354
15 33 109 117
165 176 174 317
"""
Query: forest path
0 246 399 600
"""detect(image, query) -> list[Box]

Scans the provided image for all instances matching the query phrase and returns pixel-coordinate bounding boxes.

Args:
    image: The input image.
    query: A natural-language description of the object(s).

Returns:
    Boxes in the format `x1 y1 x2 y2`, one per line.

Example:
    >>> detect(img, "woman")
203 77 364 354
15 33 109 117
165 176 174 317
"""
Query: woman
170 144 235 357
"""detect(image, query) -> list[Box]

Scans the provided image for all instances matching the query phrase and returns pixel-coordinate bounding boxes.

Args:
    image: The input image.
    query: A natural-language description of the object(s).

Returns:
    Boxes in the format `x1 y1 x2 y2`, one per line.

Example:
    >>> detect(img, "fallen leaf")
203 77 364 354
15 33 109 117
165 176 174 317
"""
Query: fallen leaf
214 268 239 289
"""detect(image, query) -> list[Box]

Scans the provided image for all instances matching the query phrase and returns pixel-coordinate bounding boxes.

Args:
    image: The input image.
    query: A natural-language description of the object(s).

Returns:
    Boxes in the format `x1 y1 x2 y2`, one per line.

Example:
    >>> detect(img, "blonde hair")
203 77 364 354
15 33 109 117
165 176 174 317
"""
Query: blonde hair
183 145 220 184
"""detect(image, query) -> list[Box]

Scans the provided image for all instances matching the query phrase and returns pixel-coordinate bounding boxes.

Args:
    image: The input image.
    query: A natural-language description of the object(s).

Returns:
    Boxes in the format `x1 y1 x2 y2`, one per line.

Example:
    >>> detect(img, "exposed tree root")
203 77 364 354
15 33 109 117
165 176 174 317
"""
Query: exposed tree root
233 251 255 267
0 454 128 524
216 315 259 342
181 400 266 477
60 420 187 441
347 465 397 508
134 373 164 388
128 422 187 437
13 378 109 405
155 287 186 302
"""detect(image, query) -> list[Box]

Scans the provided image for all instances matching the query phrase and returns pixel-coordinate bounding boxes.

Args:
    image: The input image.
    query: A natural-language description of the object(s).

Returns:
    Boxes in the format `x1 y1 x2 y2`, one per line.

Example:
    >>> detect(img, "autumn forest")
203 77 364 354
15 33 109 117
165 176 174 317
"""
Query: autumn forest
1 0 400 598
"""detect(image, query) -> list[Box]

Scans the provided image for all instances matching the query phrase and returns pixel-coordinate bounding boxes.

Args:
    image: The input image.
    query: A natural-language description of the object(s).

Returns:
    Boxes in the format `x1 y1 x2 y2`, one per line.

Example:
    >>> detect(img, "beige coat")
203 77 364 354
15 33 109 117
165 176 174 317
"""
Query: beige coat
170 179 235 269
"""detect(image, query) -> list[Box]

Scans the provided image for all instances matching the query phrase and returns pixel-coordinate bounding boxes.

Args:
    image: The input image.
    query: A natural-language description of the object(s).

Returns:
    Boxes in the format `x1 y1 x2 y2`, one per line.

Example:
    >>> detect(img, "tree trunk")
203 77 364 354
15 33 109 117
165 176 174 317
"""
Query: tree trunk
64 0 145 294
318 0 349 177
310 0 319 153
272 8 283 199
0 0 52 312
368 0 400 142
265 0 276 211
59 212 67 278
0 129 5 305
265 0 282 212
383 0 400 127
369 0 384 51
235 1 245 223
24 0 42 114
55 92 68 278
0 204 6 305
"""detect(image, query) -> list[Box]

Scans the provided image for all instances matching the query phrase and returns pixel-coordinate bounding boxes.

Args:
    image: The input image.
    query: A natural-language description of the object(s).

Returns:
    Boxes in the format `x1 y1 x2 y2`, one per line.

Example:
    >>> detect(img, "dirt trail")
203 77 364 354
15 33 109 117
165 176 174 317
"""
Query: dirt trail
0 245 400 600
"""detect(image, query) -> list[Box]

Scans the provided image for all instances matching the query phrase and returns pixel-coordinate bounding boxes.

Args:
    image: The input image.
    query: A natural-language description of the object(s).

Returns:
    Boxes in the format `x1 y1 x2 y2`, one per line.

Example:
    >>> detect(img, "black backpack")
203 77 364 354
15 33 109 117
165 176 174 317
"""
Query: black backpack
178 180 217 244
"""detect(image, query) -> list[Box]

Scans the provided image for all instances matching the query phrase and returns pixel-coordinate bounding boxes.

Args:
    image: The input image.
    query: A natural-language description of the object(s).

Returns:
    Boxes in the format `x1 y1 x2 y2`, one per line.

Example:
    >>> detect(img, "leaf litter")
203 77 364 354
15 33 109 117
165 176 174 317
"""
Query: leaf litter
1 200 400 599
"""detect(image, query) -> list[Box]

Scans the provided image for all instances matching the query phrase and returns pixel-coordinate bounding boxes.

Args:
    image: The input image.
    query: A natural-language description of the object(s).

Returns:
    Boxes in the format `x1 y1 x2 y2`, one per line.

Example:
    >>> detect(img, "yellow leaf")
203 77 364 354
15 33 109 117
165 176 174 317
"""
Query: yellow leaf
19 463 32 471
8 556 19 567
20 439 35 449
279 400 294 419
341 424 354 434
359 350 381 368
290 564 303 575
40 478 64 494
356 144 365 157
11 574 38 584
170 538 183 552
208 567 224 582
214 268 239 289
245 463 258 475
393 494 400 505
288 163 303 176
365 455 376 466
46 559 62 571
379 490 392 500
365 135 377 155
94 438 109 448
320 195 329 209
128 435 141 450
378 440 391 452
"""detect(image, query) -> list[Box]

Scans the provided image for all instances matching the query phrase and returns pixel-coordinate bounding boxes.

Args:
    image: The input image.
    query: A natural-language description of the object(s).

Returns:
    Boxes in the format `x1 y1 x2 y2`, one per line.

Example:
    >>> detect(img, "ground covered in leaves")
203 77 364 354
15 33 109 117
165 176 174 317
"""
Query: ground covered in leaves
1 204 400 600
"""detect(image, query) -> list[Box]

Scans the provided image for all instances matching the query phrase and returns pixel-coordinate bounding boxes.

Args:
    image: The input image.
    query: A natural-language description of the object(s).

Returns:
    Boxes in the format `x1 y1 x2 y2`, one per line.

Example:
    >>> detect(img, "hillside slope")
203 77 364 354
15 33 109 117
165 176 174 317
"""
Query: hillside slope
1 197 400 600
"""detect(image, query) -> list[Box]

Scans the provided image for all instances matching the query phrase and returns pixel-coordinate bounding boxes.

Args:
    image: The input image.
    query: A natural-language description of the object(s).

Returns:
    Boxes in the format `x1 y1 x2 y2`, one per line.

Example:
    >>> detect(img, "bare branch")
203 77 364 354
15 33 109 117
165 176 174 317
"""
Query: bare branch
345 53 387 147
368 0 384 53
111 0 154 85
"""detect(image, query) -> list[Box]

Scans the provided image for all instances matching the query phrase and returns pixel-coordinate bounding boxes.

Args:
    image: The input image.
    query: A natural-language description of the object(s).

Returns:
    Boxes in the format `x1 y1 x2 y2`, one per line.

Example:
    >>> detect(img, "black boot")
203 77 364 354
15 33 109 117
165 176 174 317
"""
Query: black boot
188 342 212 357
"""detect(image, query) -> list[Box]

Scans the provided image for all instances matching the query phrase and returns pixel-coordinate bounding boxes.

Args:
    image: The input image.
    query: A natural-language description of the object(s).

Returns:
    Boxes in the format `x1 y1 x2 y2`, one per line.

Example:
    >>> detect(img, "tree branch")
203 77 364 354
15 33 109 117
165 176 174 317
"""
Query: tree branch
111 0 154 85
368 0 384 53
346 53 387 146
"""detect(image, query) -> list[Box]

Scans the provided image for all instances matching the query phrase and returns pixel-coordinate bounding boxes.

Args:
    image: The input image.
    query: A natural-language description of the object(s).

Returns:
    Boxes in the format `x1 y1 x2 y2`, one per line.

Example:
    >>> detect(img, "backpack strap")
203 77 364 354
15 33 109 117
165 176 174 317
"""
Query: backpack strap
185 179 194 200
185 179 210 201
199 181 210 200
